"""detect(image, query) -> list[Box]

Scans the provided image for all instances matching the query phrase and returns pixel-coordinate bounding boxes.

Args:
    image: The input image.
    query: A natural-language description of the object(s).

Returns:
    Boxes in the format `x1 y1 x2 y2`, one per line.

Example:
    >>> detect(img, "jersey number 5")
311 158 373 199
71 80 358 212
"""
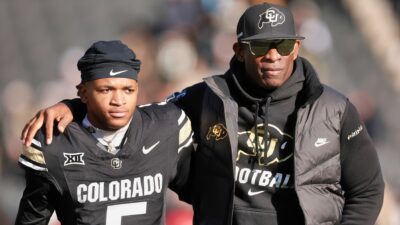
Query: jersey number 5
106 202 147 225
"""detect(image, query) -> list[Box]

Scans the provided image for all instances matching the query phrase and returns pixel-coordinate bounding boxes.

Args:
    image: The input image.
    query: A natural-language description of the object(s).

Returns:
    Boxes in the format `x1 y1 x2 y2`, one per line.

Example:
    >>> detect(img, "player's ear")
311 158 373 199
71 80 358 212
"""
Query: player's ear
79 83 88 103
233 42 245 62
76 83 84 98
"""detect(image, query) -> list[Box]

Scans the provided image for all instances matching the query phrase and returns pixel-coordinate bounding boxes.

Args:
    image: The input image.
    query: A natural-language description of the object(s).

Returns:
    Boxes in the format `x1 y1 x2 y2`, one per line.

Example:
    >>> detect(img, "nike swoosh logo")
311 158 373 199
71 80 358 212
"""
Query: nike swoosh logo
280 141 287 150
142 141 160 155
109 69 128 76
314 138 329 147
247 189 265 196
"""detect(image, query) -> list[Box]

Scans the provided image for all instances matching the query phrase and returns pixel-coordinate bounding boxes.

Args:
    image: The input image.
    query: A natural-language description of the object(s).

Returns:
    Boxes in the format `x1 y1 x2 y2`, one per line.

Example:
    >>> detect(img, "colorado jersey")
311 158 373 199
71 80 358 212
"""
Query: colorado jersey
16 102 193 225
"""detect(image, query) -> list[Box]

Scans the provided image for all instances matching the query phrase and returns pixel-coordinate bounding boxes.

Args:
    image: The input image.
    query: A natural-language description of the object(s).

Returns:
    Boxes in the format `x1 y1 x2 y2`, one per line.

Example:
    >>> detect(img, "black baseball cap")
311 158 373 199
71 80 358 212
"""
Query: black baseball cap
77 40 141 82
237 3 304 42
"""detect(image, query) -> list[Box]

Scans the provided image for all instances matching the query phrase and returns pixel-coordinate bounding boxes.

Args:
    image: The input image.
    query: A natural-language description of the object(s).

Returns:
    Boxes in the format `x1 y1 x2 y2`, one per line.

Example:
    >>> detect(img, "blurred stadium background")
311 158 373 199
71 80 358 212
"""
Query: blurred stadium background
0 0 399 224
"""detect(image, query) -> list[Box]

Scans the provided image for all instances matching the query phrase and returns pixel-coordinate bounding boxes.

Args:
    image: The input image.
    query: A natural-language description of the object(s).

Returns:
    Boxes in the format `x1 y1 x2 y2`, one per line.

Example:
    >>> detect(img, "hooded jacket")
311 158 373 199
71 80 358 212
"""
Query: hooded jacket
172 57 384 225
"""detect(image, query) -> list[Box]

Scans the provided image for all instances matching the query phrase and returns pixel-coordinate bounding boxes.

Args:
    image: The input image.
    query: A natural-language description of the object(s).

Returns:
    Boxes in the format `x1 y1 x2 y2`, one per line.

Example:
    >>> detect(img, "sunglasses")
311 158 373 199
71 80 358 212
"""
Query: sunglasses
241 39 296 56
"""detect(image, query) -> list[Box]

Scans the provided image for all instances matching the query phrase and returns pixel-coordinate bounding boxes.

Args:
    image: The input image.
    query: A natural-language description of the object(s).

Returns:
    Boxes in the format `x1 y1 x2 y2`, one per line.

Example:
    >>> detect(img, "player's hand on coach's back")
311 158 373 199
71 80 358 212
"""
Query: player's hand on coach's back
21 102 73 146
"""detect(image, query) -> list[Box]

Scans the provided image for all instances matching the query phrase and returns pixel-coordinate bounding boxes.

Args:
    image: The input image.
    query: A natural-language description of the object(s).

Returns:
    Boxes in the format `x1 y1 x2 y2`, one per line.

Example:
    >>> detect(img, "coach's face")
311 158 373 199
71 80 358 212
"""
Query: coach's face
234 39 300 90
80 77 138 131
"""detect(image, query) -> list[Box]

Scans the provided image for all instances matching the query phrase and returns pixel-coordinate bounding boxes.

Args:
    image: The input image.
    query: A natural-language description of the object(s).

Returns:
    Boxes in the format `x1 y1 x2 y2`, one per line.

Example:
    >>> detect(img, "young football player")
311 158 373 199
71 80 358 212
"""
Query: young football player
15 40 193 225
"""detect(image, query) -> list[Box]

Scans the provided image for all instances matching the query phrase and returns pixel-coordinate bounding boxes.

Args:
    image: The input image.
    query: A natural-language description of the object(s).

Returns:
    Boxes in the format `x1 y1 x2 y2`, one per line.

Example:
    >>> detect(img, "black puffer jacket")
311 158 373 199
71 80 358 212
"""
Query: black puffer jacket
172 57 384 225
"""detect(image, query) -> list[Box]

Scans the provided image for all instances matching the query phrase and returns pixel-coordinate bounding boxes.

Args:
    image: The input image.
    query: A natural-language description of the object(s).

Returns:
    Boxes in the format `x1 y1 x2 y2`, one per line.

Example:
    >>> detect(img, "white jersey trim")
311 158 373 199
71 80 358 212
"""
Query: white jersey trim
19 157 48 171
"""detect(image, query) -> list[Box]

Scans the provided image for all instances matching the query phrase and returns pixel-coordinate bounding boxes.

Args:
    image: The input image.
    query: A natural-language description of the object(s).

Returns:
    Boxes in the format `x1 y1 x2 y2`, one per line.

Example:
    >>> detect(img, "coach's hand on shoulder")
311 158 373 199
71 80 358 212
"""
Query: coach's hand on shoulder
21 102 73 146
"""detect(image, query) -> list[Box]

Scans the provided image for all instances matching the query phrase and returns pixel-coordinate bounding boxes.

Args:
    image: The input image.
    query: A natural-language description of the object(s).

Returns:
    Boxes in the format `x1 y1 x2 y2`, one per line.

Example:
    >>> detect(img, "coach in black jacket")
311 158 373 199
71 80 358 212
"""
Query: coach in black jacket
171 55 384 224
22 3 384 225
168 4 384 224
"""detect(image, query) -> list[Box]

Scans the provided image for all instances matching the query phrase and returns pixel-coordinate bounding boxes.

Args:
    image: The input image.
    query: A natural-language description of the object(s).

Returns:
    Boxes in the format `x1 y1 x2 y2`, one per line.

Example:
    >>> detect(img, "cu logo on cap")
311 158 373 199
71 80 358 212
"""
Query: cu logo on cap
258 7 285 29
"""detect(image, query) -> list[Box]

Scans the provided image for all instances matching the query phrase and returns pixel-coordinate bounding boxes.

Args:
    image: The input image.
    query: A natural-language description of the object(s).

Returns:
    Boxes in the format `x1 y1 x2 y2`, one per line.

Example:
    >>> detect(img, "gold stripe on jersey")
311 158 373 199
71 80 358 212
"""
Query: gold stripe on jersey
22 145 46 165
179 118 192 146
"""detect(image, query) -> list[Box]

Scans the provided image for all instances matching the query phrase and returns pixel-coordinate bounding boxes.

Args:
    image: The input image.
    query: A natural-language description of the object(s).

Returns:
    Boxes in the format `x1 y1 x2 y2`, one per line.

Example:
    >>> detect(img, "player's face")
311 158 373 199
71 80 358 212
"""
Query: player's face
80 78 138 131
234 39 300 90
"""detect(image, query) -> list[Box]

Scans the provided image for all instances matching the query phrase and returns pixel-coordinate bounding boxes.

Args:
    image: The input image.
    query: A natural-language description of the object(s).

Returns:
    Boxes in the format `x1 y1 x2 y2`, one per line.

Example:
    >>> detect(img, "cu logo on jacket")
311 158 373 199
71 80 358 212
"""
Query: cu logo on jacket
206 123 228 141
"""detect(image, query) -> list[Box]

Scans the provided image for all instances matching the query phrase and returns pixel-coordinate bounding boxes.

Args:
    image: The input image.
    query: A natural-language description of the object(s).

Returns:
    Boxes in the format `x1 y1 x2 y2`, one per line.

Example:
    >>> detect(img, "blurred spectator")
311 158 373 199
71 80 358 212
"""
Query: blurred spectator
162 0 203 32
120 26 163 104
0 117 4 175
157 31 199 83
247 0 287 6
37 47 84 109
377 185 400 225
155 30 205 99
1 80 34 164
210 30 237 72
390 0 400 18
289 0 333 85
1 79 35 224
165 189 193 225
166 208 193 225
348 89 386 143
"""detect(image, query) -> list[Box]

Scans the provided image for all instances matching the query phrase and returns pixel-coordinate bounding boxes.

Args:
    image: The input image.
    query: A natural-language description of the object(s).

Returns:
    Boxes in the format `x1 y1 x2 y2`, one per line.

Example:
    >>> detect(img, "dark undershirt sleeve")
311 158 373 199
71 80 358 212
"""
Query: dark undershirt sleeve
169 143 194 204
15 170 58 225
61 98 87 122
167 83 206 143
340 101 385 225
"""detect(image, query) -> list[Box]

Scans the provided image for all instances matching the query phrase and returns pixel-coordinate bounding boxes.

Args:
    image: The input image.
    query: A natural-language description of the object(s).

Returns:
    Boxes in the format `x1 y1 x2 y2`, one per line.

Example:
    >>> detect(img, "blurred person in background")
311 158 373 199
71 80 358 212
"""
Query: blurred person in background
348 89 386 143
20 2 384 225
0 80 36 223
16 40 193 225
36 47 84 109
119 26 162 105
